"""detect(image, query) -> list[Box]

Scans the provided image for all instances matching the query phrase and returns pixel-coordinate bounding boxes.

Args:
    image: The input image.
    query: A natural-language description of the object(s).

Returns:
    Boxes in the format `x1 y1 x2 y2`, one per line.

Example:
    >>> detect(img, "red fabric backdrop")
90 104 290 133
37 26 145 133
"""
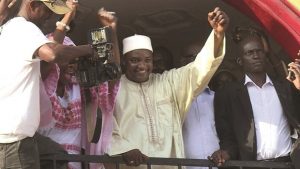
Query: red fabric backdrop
223 0 300 60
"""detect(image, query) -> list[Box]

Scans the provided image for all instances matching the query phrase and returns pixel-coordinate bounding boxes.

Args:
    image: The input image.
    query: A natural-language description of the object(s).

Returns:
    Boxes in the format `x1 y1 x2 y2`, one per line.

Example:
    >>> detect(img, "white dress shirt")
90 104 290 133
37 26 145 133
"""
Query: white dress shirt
183 87 219 169
245 75 292 160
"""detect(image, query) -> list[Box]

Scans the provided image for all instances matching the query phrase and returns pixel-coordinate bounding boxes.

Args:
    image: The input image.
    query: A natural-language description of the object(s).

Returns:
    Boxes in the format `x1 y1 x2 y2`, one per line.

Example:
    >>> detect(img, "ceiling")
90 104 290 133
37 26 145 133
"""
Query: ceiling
66 0 258 42
44 0 285 68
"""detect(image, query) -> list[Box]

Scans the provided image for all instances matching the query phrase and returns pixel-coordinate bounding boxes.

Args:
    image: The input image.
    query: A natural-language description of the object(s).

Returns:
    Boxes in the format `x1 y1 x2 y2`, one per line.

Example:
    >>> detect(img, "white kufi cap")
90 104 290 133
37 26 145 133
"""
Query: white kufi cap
123 35 153 55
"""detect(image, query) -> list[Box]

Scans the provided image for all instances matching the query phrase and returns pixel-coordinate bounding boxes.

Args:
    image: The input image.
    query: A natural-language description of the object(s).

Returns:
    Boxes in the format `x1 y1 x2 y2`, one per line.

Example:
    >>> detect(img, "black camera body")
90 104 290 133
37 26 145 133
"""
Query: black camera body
76 26 121 88
89 26 112 61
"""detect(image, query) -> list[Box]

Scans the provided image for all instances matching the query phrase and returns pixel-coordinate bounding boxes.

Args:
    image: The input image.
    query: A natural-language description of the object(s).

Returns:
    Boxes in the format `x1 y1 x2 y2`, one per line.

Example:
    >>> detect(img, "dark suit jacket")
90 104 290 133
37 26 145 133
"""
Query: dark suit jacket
214 75 300 161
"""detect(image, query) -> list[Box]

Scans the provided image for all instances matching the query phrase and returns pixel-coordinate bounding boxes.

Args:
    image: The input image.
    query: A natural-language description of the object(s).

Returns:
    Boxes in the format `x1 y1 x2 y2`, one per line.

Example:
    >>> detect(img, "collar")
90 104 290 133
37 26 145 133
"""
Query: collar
244 74 273 86
203 86 214 95
122 74 151 86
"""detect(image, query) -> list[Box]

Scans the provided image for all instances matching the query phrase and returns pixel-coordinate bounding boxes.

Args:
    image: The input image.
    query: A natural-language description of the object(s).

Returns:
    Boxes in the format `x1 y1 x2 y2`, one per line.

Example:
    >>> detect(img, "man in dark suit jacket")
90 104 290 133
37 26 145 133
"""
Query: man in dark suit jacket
210 28 300 168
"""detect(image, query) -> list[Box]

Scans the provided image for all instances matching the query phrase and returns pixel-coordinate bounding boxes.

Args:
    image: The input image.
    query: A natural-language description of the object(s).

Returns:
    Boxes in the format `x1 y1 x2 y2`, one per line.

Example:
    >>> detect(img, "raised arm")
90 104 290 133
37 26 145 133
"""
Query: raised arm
40 0 79 80
0 0 16 25
169 7 229 117
97 8 120 65
48 0 78 44
208 7 229 57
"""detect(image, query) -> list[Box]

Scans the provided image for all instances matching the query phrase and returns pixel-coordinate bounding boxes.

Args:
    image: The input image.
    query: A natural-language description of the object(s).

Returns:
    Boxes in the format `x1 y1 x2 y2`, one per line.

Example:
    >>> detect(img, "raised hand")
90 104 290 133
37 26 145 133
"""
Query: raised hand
98 8 117 29
0 0 16 24
65 0 79 21
287 50 300 90
208 7 229 37
0 0 16 11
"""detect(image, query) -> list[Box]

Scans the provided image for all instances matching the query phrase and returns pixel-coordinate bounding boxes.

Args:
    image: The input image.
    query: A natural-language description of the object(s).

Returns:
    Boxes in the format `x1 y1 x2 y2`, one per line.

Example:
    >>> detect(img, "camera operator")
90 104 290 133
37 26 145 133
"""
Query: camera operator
0 0 100 168
38 4 121 169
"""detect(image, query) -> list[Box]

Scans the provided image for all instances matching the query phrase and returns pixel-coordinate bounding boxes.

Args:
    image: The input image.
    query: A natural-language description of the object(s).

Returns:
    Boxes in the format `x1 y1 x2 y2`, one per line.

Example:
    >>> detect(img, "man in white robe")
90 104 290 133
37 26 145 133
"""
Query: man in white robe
107 7 229 169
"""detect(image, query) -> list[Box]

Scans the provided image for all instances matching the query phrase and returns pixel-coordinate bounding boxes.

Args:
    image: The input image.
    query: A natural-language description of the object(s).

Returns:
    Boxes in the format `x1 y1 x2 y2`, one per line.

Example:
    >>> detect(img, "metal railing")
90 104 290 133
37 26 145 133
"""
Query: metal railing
41 154 294 169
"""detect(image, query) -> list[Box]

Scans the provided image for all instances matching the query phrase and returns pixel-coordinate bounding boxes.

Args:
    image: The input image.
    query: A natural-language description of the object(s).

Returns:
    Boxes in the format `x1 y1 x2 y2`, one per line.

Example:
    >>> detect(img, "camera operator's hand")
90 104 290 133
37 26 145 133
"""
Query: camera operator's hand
98 8 117 30
208 7 229 38
122 149 148 166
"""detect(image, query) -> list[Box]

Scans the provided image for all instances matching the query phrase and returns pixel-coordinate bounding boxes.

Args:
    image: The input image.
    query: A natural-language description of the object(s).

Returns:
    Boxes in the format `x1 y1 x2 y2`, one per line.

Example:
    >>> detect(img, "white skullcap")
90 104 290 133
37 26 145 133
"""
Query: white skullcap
122 35 153 55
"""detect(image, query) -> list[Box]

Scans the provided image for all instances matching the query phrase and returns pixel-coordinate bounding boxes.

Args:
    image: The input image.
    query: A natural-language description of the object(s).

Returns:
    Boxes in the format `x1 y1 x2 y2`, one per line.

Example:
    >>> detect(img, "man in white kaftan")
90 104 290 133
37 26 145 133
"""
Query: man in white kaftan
107 7 229 169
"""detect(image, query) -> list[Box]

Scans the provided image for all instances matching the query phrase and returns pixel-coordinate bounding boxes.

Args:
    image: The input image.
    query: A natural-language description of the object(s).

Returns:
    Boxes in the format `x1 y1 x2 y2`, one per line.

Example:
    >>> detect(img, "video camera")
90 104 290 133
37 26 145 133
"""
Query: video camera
76 26 122 88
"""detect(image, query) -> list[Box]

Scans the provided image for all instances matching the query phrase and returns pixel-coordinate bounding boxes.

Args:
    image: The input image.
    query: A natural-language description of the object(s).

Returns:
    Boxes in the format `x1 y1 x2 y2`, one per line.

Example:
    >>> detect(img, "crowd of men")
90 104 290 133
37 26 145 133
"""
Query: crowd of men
0 0 300 169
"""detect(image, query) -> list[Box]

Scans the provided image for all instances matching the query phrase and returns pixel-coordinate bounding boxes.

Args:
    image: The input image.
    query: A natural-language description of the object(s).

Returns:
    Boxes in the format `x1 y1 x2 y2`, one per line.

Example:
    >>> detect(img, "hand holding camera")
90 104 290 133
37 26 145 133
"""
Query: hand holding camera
76 26 121 88
74 7 121 88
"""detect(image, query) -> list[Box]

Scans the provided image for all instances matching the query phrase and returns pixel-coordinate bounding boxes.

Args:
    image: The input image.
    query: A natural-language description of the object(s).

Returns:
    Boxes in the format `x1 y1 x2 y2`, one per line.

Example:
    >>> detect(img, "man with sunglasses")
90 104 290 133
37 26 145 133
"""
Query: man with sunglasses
0 0 96 168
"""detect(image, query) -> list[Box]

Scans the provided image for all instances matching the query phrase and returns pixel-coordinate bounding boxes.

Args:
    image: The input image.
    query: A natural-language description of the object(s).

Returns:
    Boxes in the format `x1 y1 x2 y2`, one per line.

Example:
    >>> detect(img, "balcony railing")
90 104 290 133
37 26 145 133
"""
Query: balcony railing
41 154 294 169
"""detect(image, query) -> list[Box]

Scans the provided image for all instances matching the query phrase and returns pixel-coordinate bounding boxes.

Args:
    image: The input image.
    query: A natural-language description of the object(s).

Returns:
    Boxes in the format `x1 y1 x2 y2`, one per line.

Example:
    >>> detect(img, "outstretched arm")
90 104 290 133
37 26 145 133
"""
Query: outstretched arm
207 7 229 57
